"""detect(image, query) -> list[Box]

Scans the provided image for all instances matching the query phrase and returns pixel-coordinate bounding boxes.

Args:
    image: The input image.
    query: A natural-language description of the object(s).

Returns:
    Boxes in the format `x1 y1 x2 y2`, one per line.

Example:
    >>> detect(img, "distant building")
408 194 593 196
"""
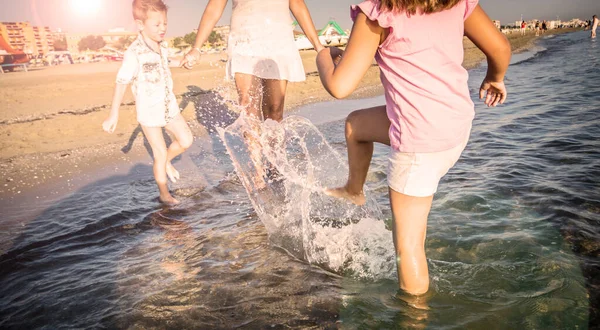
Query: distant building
493 20 501 29
0 21 54 55
65 29 137 54
101 28 137 44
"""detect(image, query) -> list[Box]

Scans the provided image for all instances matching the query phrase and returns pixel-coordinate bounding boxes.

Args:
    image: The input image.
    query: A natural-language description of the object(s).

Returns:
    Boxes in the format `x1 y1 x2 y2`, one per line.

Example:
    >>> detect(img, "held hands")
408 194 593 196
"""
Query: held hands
317 47 343 66
329 47 344 66
479 78 507 107
314 43 326 54
102 114 118 134
181 48 200 69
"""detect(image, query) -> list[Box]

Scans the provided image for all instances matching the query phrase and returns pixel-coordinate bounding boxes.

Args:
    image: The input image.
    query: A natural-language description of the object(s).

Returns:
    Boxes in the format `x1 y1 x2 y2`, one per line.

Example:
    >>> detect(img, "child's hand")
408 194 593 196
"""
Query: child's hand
181 49 200 70
102 115 118 133
329 47 344 65
169 55 183 67
479 79 507 107
315 43 326 54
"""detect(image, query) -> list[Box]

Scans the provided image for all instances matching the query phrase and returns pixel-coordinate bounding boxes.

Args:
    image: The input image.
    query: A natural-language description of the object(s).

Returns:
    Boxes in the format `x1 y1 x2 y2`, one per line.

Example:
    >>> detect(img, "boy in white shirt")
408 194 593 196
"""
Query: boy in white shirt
103 0 193 205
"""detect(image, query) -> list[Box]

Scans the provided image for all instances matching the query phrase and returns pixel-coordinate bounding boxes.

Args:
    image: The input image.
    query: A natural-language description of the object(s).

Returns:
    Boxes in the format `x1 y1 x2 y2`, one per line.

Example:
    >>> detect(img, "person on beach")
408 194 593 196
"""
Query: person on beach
592 15 598 38
102 0 193 205
316 0 510 295
520 20 527 35
541 20 547 34
181 0 324 184
182 0 323 122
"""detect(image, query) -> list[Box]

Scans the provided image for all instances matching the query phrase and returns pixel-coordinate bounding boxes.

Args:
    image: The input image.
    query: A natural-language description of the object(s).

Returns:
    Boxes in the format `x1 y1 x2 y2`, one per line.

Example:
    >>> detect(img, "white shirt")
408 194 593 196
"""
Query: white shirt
116 35 179 127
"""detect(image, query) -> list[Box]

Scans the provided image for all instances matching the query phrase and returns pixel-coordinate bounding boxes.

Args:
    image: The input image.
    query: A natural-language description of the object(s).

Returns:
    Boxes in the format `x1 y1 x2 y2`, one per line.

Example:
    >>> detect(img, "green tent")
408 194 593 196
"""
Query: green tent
292 20 348 37
318 20 347 37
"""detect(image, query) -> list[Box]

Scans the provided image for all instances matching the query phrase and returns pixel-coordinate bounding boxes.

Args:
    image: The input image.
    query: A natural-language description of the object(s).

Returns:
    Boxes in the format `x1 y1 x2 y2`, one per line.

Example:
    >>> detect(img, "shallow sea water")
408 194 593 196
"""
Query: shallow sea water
0 31 598 329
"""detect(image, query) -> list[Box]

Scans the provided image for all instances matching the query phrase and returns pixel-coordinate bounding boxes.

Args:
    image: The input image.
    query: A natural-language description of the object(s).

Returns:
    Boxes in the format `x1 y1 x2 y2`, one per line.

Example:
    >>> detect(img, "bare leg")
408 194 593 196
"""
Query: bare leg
389 188 433 295
260 78 289 180
235 73 266 188
164 113 194 183
325 106 390 205
141 125 179 205
235 73 263 119
261 78 288 122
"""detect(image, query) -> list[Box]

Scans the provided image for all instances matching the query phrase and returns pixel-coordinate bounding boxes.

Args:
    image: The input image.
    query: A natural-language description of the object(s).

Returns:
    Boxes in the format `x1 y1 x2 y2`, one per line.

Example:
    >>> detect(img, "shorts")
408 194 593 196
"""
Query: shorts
387 134 470 197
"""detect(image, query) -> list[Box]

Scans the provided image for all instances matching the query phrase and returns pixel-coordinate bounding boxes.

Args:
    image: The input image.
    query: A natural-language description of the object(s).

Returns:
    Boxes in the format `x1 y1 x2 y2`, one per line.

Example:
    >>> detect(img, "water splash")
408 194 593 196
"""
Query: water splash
218 114 395 279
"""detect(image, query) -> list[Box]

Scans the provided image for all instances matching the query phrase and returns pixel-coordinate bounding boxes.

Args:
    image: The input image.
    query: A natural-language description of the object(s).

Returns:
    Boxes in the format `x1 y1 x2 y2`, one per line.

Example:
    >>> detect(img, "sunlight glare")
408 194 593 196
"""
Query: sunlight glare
69 0 102 16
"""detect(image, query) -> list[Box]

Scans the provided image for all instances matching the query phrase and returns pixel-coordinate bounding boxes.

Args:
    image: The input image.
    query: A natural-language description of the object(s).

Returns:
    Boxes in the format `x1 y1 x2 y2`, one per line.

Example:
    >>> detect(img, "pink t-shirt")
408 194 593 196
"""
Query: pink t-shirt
351 0 478 152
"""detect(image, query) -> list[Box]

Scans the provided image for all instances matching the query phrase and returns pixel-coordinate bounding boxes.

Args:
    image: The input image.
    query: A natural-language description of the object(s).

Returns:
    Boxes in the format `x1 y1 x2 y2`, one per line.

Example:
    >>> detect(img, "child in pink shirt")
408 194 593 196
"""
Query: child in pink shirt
316 0 510 295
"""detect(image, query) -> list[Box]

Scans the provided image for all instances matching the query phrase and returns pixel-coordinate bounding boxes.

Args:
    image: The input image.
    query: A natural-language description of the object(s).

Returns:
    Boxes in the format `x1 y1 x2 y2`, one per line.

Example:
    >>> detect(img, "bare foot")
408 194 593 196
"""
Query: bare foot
160 194 180 206
324 186 366 206
166 163 180 183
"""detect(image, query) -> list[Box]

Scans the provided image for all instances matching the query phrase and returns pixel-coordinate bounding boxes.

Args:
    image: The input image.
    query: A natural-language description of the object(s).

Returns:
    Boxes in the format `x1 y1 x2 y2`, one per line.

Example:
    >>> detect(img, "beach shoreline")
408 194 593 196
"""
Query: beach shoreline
0 28 581 204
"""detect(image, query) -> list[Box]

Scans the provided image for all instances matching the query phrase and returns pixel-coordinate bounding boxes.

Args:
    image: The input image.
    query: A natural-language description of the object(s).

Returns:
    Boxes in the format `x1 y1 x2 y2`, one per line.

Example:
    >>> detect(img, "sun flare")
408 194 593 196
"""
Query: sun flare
69 0 102 16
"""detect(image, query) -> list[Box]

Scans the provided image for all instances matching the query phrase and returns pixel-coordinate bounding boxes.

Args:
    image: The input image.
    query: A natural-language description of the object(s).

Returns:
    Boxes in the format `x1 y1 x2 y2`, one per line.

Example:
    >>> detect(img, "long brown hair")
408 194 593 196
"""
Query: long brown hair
379 0 463 14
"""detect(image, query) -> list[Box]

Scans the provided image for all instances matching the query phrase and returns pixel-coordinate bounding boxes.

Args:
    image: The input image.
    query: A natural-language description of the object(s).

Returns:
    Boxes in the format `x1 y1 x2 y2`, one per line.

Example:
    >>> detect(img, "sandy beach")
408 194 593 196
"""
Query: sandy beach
0 28 579 201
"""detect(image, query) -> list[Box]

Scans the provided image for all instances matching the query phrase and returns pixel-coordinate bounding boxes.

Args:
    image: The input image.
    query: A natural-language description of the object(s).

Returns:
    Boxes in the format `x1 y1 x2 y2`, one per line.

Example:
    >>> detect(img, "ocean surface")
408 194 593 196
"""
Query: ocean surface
1 31 598 329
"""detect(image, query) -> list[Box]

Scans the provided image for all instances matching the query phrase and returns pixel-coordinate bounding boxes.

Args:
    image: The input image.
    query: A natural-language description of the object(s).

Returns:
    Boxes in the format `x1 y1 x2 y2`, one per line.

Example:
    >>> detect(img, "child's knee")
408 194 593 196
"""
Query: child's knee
396 235 426 255
239 93 255 107
266 99 284 113
179 133 193 149
345 111 361 139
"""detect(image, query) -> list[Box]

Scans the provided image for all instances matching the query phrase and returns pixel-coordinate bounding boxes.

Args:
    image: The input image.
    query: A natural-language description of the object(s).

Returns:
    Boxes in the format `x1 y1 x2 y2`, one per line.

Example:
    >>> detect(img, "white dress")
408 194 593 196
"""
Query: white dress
226 0 306 82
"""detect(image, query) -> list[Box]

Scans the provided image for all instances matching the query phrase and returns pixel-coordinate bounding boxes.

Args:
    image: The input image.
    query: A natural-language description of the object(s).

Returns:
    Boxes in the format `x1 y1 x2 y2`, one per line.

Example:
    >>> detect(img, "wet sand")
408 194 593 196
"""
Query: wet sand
0 28 580 201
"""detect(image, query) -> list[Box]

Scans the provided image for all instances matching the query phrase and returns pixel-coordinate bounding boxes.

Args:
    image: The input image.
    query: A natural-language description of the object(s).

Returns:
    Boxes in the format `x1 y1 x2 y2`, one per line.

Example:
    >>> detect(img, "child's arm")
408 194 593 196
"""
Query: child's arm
168 55 183 68
103 50 137 133
103 84 128 133
289 0 325 53
464 5 511 107
316 12 381 99
181 0 228 69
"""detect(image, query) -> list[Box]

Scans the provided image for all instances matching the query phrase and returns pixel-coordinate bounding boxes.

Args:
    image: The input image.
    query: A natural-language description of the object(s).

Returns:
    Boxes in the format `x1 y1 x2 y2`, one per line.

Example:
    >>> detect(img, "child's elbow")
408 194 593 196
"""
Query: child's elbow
497 35 512 55
326 79 353 99
328 86 351 99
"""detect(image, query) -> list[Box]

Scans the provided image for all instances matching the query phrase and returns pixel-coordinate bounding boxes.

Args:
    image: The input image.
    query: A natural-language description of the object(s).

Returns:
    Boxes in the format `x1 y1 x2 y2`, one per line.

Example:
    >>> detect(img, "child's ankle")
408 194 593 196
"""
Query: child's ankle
344 185 364 196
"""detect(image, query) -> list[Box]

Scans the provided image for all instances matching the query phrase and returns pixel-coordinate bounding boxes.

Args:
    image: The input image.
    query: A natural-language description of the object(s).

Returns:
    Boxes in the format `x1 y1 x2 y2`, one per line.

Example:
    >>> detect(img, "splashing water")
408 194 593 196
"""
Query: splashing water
218 114 395 279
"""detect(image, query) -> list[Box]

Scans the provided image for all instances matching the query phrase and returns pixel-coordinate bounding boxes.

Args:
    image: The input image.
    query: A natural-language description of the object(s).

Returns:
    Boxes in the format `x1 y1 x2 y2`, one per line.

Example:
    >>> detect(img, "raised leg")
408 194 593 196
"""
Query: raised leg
141 125 179 205
234 73 263 119
164 113 194 183
325 105 391 205
234 73 267 188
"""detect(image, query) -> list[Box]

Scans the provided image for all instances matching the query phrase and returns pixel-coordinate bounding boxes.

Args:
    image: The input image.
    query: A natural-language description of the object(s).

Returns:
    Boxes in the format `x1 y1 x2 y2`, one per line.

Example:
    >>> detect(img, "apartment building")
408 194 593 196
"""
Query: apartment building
0 21 54 54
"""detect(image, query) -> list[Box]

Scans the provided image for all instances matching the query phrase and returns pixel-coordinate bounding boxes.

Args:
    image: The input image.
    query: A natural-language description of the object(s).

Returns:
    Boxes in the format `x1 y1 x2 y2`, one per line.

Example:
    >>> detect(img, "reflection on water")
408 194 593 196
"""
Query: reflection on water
0 31 597 328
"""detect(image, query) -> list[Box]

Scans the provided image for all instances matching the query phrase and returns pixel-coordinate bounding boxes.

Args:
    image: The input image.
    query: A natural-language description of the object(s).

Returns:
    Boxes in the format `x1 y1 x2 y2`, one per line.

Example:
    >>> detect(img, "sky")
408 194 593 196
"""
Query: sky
0 0 598 37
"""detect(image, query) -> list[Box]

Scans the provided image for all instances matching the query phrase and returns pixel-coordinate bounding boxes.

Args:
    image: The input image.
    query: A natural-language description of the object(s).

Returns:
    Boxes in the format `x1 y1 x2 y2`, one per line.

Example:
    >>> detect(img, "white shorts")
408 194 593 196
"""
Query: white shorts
387 135 469 197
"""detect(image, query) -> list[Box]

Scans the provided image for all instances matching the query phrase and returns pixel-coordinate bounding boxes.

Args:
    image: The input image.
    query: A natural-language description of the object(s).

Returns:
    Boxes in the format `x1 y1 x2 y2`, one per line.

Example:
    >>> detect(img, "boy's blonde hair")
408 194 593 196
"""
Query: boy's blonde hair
132 0 168 21
380 0 463 14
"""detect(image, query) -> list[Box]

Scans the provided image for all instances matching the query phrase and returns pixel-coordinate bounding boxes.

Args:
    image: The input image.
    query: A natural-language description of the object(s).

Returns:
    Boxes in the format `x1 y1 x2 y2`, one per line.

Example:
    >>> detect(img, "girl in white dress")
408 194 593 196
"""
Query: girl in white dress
182 0 324 122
